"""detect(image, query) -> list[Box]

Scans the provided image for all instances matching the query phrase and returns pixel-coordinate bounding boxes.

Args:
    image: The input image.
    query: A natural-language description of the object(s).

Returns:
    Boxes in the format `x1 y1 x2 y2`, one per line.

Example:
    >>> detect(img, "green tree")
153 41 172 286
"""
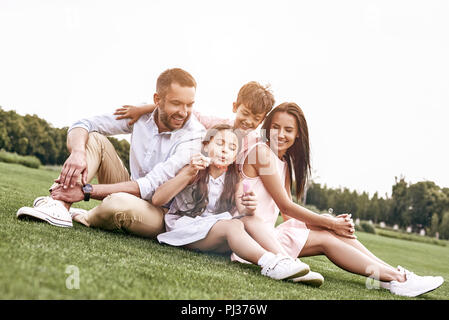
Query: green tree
378 196 392 224
17 137 28 155
429 213 440 237
0 108 12 149
364 192 380 222
0 107 128 167
3 110 26 154
305 182 329 211
107 137 130 172
391 176 411 227
408 181 447 229
53 127 69 164
439 211 449 240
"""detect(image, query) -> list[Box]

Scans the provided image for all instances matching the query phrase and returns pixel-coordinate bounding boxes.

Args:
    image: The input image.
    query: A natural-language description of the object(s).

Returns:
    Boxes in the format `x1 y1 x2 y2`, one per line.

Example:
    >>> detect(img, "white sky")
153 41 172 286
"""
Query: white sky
1 0 448 197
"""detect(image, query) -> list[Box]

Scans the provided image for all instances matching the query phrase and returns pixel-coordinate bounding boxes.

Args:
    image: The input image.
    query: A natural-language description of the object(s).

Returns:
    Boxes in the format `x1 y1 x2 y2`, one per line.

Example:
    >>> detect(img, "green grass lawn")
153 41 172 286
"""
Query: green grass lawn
1 162 448 300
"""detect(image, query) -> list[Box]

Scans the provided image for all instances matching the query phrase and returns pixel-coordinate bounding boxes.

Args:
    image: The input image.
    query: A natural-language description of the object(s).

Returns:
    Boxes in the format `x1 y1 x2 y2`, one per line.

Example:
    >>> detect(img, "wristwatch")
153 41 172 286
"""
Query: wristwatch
82 184 93 202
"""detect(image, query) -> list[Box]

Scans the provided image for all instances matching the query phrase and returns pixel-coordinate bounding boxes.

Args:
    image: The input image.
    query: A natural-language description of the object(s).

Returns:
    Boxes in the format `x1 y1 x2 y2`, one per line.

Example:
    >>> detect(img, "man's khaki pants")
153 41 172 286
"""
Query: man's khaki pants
52 132 166 238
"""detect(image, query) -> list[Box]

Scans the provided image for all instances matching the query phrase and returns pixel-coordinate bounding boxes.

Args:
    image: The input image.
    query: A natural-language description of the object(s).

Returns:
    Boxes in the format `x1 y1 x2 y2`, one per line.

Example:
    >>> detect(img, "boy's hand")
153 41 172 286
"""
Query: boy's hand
114 105 142 125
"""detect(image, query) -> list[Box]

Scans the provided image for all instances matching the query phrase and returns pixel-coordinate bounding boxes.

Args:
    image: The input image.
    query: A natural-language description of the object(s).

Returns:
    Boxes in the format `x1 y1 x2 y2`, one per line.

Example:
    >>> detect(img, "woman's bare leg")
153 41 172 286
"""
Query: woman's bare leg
299 230 405 282
240 215 290 256
337 235 396 270
185 219 267 264
308 225 395 270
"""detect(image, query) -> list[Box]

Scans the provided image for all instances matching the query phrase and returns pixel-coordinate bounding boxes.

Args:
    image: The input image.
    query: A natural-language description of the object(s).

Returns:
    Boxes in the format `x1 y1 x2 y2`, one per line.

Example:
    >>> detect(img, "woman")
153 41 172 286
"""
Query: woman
236 102 444 297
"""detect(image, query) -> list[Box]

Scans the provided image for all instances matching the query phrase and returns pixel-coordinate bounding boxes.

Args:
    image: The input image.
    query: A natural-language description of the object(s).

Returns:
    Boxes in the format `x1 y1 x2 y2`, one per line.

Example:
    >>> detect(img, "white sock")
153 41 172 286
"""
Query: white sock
257 252 276 268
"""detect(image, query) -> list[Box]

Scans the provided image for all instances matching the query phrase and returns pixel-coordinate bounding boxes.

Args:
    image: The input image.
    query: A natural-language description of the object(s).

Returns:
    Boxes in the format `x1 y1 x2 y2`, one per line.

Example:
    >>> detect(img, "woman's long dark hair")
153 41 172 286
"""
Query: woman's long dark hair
178 124 242 217
261 102 311 201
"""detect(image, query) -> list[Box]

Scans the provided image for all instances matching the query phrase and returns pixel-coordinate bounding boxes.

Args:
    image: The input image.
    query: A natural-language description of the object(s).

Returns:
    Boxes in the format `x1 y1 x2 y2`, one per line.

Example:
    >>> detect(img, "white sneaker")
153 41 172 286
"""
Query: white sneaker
390 266 445 297
33 196 51 207
261 254 310 280
379 280 391 290
17 197 73 228
291 271 324 287
33 196 88 223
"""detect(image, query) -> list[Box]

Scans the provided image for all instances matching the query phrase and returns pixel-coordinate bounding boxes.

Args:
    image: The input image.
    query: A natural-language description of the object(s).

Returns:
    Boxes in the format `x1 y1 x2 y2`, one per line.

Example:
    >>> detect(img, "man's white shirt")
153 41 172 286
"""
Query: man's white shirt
69 111 206 201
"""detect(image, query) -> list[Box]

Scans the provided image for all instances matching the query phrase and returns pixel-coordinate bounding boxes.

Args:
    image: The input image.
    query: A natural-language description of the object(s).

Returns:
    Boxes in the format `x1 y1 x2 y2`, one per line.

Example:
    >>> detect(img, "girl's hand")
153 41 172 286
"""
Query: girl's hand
330 215 356 239
114 105 144 125
240 190 257 215
182 153 211 177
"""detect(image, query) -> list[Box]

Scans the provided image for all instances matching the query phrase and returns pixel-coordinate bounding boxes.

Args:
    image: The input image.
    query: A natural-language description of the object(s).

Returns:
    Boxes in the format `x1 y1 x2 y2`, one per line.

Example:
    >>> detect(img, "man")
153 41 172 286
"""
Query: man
17 68 206 238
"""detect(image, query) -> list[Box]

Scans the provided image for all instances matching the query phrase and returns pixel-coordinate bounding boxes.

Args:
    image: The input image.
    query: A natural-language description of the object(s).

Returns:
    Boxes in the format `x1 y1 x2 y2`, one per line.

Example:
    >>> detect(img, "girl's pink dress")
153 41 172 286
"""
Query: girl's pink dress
231 139 310 262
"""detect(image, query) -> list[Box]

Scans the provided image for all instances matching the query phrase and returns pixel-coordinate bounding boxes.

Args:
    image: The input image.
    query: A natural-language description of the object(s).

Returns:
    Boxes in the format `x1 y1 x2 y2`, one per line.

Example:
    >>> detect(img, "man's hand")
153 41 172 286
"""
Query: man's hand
55 150 88 189
51 183 84 203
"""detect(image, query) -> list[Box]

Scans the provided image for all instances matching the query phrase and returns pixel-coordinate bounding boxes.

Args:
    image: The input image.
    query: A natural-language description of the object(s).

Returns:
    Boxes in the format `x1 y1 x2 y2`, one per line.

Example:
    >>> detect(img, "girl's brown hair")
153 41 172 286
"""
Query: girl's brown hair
179 124 242 217
261 102 311 201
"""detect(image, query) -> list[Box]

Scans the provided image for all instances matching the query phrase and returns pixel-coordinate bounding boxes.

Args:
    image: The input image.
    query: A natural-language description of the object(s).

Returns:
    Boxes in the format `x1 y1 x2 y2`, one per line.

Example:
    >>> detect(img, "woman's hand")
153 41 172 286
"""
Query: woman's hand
329 214 356 239
114 105 151 125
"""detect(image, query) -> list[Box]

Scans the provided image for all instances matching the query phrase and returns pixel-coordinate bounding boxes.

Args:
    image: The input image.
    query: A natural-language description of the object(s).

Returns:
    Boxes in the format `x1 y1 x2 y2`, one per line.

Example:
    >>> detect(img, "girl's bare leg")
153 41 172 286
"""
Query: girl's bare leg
299 230 405 282
240 215 290 256
185 219 267 264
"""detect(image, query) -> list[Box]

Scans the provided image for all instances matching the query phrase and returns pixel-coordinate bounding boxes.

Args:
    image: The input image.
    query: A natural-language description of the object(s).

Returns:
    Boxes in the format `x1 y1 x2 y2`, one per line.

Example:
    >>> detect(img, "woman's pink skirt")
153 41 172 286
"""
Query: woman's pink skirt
274 218 310 258
230 218 310 263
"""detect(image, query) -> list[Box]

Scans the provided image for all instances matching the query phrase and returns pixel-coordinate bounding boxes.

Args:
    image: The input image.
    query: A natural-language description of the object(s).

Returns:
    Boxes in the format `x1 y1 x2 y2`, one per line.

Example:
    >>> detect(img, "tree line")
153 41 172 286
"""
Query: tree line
0 107 130 171
305 178 449 239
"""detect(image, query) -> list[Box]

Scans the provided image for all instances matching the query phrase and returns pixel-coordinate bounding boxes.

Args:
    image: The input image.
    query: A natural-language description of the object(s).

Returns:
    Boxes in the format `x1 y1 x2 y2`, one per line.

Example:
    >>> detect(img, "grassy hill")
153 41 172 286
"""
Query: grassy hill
0 162 448 300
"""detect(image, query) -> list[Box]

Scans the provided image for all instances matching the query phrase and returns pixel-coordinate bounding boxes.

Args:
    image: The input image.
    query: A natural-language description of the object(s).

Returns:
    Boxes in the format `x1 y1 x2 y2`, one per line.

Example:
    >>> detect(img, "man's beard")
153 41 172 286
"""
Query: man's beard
158 101 190 131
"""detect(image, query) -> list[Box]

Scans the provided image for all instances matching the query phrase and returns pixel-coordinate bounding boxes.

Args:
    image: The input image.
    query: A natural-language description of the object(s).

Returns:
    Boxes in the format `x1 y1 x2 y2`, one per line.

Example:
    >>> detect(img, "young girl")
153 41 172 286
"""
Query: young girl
236 102 444 297
152 124 310 281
